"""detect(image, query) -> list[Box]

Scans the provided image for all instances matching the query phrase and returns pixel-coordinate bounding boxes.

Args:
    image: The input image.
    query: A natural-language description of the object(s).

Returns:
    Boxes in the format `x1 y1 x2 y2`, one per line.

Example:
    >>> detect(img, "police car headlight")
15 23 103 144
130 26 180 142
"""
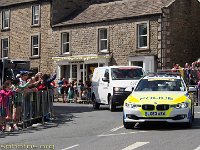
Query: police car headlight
124 103 141 108
114 87 125 92
176 102 189 109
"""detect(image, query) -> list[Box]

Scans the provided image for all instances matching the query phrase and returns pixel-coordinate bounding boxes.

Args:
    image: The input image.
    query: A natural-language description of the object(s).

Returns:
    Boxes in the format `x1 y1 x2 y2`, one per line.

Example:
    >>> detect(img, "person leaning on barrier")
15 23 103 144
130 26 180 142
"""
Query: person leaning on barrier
11 78 33 131
37 70 57 91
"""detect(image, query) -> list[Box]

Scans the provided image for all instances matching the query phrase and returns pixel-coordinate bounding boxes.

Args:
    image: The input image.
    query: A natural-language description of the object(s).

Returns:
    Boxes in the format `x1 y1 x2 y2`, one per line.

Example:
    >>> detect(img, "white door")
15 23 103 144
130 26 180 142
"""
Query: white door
98 69 109 104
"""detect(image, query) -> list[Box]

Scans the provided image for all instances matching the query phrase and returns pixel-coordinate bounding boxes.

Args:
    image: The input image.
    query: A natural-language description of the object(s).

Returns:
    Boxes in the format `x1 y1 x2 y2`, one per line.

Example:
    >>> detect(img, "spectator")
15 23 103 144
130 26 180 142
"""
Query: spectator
78 80 84 100
11 78 32 131
57 78 68 103
68 81 76 102
37 71 57 91
184 63 191 84
189 74 197 85
0 81 13 133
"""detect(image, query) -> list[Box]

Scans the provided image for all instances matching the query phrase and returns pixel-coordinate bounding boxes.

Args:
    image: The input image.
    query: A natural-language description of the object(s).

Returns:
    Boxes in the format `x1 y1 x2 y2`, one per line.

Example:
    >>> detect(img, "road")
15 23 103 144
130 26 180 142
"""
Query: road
1 103 200 150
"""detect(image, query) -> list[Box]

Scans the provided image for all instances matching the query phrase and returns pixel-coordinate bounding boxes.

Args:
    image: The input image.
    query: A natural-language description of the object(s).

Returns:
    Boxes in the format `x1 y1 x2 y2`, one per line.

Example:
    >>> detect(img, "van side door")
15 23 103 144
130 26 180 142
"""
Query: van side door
98 69 109 104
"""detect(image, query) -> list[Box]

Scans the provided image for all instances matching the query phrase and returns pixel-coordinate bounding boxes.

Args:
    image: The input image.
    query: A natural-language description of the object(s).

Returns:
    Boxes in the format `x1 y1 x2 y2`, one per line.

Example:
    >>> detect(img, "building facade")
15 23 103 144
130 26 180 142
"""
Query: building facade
0 0 200 84
0 0 54 74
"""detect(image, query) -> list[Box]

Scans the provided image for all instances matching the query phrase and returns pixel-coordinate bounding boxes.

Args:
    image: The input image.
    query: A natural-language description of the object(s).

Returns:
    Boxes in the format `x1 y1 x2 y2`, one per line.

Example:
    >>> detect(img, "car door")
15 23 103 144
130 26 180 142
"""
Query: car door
98 69 109 104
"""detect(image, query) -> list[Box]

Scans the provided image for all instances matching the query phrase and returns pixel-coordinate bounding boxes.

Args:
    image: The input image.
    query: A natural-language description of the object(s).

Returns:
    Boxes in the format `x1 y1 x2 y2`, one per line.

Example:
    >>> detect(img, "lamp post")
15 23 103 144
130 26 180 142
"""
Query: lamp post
1 58 5 84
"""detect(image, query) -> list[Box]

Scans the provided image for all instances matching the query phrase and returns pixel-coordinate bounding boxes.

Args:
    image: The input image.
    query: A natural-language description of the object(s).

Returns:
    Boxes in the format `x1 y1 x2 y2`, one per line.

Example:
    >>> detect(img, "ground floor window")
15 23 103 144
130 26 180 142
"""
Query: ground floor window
131 61 143 67
72 65 77 79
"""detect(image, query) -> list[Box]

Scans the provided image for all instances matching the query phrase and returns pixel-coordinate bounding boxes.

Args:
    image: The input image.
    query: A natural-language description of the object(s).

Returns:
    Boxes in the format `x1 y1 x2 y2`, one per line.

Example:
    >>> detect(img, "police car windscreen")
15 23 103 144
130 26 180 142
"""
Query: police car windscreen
111 68 143 80
134 79 186 91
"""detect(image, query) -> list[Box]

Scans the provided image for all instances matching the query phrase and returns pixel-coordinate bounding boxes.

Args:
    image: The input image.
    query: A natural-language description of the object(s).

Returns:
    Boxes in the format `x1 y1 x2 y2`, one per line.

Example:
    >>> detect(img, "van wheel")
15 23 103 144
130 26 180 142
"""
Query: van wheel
109 96 116 112
92 95 100 110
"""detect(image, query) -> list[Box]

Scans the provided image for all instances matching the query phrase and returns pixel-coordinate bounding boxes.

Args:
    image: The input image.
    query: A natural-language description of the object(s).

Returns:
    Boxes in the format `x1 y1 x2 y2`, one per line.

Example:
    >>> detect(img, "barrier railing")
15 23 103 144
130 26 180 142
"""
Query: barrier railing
188 85 199 106
0 89 54 132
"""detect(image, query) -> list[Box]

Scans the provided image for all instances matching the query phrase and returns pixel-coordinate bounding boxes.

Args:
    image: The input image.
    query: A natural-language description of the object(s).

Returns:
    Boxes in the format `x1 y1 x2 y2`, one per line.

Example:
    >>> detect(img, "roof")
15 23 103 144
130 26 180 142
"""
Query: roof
54 0 175 27
0 0 37 7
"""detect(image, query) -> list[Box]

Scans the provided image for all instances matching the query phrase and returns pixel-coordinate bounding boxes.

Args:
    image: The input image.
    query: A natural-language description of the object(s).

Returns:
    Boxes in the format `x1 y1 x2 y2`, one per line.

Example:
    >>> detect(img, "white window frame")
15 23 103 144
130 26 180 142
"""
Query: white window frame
98 28 108 52
61 32 70 54
136 21 149 49
32 5 40 25
2 10 10 29
1 38 9 58
31 34 40 56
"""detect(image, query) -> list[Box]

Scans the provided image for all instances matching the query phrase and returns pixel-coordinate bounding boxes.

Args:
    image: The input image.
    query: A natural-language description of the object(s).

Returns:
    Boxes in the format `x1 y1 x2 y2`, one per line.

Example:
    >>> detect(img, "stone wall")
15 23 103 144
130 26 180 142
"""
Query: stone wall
52 16 160 67
0 1 55 74
162 0 200 69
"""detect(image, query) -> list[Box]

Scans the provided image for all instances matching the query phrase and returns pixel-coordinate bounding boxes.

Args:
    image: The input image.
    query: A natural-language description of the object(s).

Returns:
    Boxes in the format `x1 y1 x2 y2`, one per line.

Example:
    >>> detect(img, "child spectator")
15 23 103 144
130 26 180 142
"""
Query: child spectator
11 78 32 131
0 81 13 133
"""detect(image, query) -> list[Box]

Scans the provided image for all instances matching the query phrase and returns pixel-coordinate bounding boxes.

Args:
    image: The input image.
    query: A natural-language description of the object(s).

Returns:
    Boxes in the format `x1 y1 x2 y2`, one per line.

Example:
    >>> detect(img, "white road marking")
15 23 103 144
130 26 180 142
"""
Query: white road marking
194 145 200 150
110 126 124 132
98 132 137 137
98 130 149 137
194 112 200 114
99 131 147 137
122 142 149 150
61 144 79 150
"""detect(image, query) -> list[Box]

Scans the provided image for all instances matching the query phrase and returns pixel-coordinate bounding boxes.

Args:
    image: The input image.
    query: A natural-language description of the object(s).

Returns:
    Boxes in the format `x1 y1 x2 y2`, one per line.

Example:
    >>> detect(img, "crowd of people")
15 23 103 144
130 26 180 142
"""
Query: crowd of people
56 78 91 103
0 71 57 134
171 62 200 86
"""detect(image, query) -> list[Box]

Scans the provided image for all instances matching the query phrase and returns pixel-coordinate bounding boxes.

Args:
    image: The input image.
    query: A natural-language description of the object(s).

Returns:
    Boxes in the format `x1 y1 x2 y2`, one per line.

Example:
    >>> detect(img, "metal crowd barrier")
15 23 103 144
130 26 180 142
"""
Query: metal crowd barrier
0 89 54 131
188 85 199 106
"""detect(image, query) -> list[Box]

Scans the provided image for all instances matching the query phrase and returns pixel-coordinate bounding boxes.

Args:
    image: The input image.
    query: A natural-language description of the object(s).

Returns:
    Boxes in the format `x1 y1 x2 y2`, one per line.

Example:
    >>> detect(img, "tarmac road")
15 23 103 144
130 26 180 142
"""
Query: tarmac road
1 103 200 150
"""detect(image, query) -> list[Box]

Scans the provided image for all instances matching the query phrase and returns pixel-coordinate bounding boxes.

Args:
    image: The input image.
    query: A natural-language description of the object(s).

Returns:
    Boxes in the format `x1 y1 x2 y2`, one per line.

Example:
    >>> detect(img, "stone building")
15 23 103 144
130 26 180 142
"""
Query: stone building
52 0 200 82
0 0 54 74
0 0 200 83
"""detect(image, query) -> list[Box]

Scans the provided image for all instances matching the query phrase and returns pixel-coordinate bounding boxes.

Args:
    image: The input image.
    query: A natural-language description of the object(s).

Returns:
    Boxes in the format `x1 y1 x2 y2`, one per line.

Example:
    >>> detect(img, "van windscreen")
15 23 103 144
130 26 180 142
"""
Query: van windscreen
111 68 143 80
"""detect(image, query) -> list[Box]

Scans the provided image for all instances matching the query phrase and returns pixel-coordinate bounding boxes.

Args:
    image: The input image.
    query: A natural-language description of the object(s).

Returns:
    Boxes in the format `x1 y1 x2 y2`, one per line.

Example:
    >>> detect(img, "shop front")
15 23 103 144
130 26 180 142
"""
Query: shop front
52 54 111 84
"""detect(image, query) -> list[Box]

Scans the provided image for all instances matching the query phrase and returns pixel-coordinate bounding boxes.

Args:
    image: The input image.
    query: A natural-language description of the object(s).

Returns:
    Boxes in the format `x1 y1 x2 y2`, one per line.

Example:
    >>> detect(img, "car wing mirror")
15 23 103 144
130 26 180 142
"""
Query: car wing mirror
102 77 109 82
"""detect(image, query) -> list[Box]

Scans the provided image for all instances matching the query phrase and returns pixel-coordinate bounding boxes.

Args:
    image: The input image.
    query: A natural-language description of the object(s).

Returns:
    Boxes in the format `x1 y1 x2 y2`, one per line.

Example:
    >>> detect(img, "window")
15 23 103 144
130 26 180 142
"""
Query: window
98 28 108 52
1 38 9 58
137 23 148 48
72 65 77 79
131 61 143 68
32 5 40 25
104 69 109 79
61 32 70 54
31 35 40 56
2 10 10 29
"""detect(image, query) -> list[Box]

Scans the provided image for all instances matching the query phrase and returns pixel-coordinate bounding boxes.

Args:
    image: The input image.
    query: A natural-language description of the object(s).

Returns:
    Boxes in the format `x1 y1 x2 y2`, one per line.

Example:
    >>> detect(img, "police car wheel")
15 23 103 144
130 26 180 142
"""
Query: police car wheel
109 96 116 112
123 116 135 129
184 112 193 128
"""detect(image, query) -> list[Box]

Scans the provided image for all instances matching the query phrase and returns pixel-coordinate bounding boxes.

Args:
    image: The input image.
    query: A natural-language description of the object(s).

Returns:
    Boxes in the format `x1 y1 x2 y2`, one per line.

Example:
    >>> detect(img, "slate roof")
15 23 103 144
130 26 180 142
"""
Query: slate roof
54 0 175 27
0 0 37 7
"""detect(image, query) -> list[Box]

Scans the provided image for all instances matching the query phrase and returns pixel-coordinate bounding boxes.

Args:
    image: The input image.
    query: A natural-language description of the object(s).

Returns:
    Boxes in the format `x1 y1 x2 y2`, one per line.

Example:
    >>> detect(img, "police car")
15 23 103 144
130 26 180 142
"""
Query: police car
123 73 195 129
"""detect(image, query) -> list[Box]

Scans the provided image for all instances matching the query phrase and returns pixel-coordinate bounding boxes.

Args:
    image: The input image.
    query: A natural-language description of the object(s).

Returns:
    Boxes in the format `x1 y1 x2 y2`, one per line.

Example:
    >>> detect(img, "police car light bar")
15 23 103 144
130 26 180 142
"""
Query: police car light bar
146 71 181 77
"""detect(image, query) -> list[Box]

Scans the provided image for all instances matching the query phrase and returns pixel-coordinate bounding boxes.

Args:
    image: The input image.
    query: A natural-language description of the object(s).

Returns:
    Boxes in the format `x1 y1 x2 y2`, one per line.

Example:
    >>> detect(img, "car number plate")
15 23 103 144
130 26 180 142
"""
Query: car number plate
145 111 166 117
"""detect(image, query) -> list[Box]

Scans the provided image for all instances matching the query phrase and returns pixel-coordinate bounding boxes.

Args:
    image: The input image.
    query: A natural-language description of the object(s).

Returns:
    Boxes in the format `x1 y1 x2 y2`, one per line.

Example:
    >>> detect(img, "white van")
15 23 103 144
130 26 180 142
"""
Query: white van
91 66 144 111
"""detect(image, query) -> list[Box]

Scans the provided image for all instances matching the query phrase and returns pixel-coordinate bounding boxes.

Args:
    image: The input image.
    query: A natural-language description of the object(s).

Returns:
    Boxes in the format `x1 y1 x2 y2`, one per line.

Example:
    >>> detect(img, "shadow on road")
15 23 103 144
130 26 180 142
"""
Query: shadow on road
130 118 200 131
